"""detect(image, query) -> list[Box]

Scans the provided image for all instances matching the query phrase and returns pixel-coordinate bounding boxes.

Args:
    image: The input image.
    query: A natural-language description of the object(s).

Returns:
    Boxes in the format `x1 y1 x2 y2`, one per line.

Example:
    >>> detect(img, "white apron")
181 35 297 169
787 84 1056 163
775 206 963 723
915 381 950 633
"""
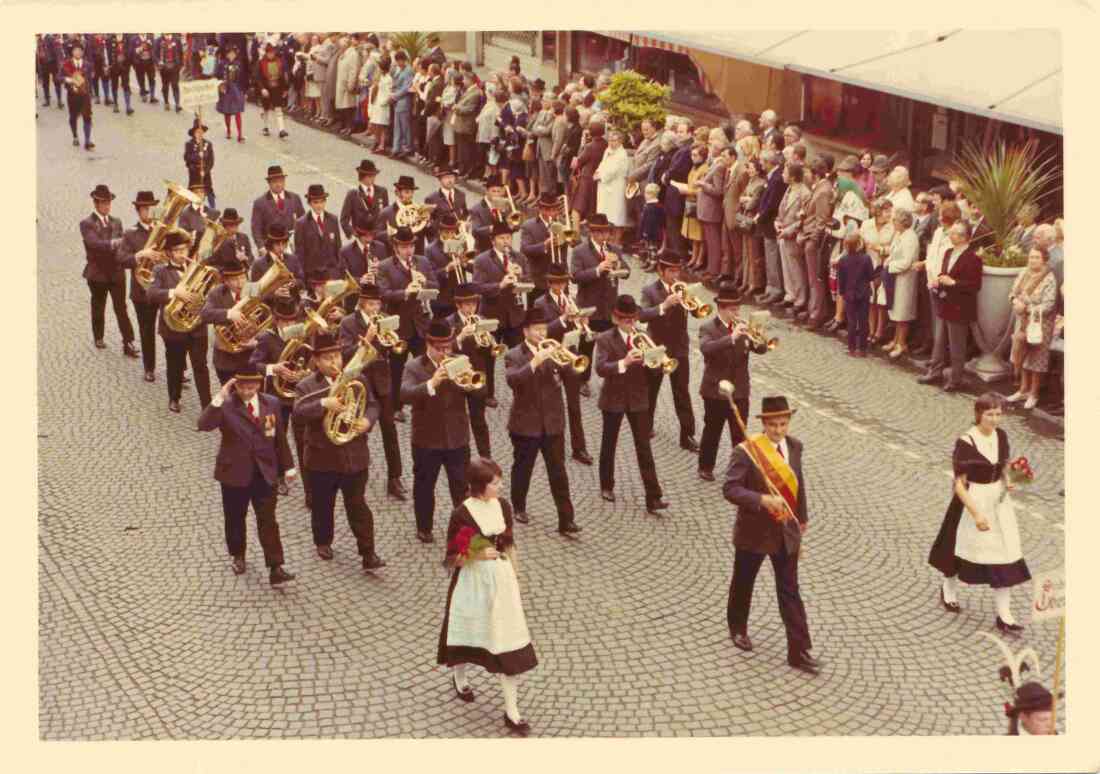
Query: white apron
954 429 1024 565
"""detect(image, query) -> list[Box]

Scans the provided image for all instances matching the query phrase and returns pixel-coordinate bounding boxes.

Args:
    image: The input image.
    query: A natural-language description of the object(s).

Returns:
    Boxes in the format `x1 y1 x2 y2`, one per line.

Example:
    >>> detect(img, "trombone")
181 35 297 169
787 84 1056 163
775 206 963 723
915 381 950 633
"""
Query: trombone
503 187 524 228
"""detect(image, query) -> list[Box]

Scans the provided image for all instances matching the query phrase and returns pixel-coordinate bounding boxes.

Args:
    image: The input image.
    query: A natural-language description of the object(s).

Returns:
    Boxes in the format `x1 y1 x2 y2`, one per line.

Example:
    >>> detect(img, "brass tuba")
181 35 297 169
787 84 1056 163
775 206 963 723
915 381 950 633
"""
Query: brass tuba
163 257 221 333
193 216 229 261
537 338 588 373
272 308 329 399
628 327 678 374
322 339 378 445
137 181 200 289
315 270 360 320
213 257 296 353
670 281 713 319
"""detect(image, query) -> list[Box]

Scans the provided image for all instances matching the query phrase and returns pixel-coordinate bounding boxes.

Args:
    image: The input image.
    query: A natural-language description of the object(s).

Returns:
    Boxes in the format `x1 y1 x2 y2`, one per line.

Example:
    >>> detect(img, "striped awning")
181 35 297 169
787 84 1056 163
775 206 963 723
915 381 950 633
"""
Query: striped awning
597 31 633 44
630 34 714 93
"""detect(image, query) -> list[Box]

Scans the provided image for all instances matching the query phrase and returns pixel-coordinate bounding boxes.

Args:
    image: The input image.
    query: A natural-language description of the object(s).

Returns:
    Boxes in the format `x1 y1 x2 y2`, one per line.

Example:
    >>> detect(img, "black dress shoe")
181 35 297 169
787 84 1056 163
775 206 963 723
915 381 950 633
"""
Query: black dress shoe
571 449 593 465
393 409 407 423
680 437 700 453
73 137 80 147
387 478 408 501
452 674 475 702
362 554 387 571
579 383 591 398
484 397 499 408
269 565 295 586
94 339 107 349
940 587 961 613
122 342 139 358
558 522 582 535
85 142 96 151
731 632 753 652
168 401 181 413
143 371 155 383
231 556 246 575
513 511 530 524
316 545 334 560
996 616 1025 634
697 468 715 482
503 714 530 736
600 489 616 503
788 651 822 674
646 499 669 515
416 530 435 544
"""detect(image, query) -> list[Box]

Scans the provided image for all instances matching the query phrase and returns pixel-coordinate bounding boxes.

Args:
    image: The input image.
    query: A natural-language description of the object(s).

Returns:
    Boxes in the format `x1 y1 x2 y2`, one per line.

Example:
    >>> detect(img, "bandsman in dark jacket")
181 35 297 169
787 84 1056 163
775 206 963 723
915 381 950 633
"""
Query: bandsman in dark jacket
250 165 306 255
36 33 65 108
446 283 493 459
294 184 342 279
467 174 508 253
250 223 303 286
61 40 96 149
115 189 164 380
338 159 388 239
377 176 428 258
177 177 220 253
569 213 622 393
184 120 216 208
424 167 469 228
79 184 138 357
425 213 465 319
105 33 134 114
218 208 253 269
157 32 183 112
129 32 158 103
339 215 386 313
200 248 257 386
518 192 562 302
471 221 527 407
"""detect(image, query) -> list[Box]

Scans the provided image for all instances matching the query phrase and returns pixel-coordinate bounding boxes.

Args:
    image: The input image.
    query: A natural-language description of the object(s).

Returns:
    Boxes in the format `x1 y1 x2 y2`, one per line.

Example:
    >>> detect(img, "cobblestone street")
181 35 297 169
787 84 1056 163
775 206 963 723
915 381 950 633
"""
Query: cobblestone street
37 96 1066 739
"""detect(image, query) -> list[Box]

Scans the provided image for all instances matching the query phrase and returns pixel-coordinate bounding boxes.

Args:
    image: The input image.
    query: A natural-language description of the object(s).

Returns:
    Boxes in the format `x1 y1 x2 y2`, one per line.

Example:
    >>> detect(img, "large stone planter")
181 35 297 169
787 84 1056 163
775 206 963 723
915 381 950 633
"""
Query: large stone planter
966 264 1025 383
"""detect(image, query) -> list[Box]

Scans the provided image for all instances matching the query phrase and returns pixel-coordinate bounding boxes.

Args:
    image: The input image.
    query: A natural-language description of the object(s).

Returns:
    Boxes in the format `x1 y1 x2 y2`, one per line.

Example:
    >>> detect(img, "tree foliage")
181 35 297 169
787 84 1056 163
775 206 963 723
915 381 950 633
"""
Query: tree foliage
596 70 670 137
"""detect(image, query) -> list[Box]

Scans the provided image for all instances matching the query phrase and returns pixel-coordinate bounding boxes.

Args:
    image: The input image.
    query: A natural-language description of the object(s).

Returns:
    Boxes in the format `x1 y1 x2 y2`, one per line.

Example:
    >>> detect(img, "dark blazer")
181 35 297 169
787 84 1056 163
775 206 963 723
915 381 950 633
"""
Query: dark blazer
594 326 649 414
375 254 439 339
638 279 689 358
177 205 220 253
399 353 476 450
446 311 492 376
505 341 566 437
424 188 469 226
250 249 303 285
200 283 253 372
519 216 553 291
660 143 694 219
294 211 342 278
472 248 528 329
146 262 207 342
723 435 808 556
338 185 388 239
197 393 294 487
339 239 386 283
183 139 214 191
337 310 392 398
534 291 572 333
222 232 255 268
836 251 878 303
698 316 767 401
570 239 620 321
292 371 378 473
467 198 505 253
116 221 155 303
428 241 462 309
755 167 788 240
937 245 983 323
250 190 306 249
249 327 298 406
79 212 125 284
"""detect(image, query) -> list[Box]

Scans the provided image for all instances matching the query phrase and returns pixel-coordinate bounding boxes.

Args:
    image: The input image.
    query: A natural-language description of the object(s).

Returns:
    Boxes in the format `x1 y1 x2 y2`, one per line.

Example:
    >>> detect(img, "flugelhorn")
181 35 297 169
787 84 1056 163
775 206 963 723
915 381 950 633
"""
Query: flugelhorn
138 181 200 289
468 315 505 358
733 310 779 350
564 296 597 341
537 338 588 374
214 257 295 353
627 327 678 373
322 338 378 445
366 313 407 354
440 354 485 392
669 281 712 319
272 308 328 399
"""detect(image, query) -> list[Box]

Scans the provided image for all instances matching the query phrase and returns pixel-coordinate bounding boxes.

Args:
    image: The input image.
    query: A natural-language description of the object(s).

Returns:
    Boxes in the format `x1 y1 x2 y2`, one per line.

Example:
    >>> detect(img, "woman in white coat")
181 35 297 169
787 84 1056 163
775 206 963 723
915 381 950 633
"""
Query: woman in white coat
334 40 361 135
594 129 629 240
310 34 335 124
885 207 920 358
367 56 393 154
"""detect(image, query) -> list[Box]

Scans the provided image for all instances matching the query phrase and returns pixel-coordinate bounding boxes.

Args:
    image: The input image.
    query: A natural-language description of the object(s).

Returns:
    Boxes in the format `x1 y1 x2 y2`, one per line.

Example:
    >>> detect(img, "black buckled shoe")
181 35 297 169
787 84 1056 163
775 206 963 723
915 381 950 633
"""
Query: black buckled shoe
788 650 822 675
387 477 408 501
558 522 582 535
513 511 530 524
731 632 753 652
646 499 669 515
269 565 295 586
416 530 435 544
452 673 475 702
600 489 616 503
698 468 715 482
316 545 334 560
680 436 700 453
571 449 593 465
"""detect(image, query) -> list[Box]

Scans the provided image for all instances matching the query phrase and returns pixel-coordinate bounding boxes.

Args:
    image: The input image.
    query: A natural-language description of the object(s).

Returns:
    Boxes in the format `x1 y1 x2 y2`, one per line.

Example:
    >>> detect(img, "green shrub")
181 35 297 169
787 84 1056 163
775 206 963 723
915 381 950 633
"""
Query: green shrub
596 70 670 137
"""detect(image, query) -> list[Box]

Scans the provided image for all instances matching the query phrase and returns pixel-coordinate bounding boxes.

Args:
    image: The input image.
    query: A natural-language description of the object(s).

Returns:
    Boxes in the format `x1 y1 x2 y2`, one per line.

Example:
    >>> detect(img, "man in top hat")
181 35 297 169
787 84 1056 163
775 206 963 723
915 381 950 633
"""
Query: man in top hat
255 41 290 139
177 176 220 252
251 166 306 253
697 283 770 482
146 230 214 413
201 248 259 386
535 263 592 465
1006 682 1056 735
156 32 183 112
504 306 582 534
338 282 407 501
251 223 303 287
468 174 509 254
722 395 819 674
184 120 216 209
250 293 311 499
425 213 465 319
115 189 166 380
447 283 493 459
570 213 622 396
399 319 481 544
219 208 254 268
424 167 469 226
638 250 698 452
292 331 385 571
80 184 138 356
473 220 529 407
339 160 388 239
61 39 96 149
294 184 343 279
378 175 427 257
339 215 387 312
519 192 564 303
197 366 297 586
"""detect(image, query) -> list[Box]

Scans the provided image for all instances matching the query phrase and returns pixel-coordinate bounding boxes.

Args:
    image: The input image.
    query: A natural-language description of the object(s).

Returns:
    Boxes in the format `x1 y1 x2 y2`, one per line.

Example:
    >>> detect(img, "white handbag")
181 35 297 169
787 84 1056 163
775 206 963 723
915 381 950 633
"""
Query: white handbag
1026 309 1043 345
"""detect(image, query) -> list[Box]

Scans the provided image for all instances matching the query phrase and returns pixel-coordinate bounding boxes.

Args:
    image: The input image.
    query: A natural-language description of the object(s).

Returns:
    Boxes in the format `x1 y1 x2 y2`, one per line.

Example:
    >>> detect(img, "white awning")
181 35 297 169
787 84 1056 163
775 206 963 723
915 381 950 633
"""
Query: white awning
637 30 1062 135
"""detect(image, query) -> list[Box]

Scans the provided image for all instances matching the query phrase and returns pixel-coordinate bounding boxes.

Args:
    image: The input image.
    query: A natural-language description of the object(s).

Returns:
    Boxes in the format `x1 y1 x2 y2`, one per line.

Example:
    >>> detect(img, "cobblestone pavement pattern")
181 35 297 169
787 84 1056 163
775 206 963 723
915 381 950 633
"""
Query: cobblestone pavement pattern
37 99 1066 739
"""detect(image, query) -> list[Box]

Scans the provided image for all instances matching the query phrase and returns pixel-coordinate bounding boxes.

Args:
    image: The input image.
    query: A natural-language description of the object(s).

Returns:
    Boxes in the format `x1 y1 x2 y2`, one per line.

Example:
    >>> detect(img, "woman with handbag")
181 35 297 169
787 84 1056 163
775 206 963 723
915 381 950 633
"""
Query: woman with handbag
928 393 1031 632
1005 246 1058 410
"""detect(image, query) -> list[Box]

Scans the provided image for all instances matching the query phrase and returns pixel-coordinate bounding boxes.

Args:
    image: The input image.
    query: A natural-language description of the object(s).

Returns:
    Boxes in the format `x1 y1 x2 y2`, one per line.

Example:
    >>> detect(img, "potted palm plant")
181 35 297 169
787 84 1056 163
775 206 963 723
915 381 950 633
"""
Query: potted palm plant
386 32 441 63
950 139 1060 382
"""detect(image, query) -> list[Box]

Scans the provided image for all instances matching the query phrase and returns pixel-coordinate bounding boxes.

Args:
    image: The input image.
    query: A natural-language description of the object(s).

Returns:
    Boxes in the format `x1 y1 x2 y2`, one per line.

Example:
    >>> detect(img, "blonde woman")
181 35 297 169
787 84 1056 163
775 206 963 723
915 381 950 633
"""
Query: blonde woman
885 166 915 214
860 198 895 344
675 144 709 270
1006 246 1058 410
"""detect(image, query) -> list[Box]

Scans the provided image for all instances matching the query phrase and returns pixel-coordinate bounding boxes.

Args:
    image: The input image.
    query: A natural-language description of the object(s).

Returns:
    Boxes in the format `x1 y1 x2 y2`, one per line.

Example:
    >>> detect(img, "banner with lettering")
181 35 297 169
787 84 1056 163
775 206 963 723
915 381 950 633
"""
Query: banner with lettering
1030 567 1065 622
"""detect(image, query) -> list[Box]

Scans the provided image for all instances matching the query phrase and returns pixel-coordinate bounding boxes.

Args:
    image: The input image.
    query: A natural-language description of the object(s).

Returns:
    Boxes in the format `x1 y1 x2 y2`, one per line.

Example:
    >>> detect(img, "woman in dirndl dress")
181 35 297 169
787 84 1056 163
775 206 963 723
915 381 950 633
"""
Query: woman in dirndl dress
928 393 1031 633
438 458 537 735
215 47 246 142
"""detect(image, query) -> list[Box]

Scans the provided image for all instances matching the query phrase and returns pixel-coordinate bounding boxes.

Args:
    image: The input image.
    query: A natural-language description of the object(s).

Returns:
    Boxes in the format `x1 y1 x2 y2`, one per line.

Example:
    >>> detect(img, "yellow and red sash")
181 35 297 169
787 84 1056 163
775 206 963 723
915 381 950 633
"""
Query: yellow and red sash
739 433 798 518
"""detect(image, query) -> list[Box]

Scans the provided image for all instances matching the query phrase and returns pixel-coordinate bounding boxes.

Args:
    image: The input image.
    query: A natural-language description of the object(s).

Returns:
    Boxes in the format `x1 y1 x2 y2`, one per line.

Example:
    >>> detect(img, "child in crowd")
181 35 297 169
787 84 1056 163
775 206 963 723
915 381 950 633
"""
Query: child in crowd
638 182 664 271
835 231 878 357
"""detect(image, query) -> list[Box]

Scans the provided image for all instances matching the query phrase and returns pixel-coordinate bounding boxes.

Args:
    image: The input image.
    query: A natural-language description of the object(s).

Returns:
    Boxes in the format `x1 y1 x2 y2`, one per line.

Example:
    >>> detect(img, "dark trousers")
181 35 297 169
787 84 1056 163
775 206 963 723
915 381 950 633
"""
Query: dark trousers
389 333 425 410
135 61 156 96
160 67 181 106
67 96 93 143
290 415 312 502
456 132 476 174
163 335 212 406
308 467 375 555
700 396 747 472
578 318 613 383
110 67 133 106
645 359 695 440
219 465 285 566
87 280 135 343
728 544 812 656
599 410 662 502
510 432 574 527
39 67 64 103
845 296 870 352
411 445 470 533
665 211 687 255
562 371 588 453
374 388 402 479
467 392 491 458
487 325 523 399
133 300 158 373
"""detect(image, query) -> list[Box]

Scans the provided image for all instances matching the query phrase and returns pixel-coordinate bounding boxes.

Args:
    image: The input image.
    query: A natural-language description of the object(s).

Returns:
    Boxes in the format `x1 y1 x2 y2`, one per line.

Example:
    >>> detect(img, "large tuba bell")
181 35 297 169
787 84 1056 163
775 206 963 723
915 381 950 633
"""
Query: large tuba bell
213 257 296 353
193 217 230 261
272 308 328 399
163 257 221 333
322 339 379 445
315 270 360 320
537 338 589 373
670 281 713 319
137 181 200 289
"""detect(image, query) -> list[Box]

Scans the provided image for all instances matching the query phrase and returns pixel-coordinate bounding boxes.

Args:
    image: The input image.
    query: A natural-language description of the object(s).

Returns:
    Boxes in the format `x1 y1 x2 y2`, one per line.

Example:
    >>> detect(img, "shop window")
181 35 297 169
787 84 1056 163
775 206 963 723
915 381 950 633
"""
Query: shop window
572 31 629 76
632 46 725 113
542 31 556 64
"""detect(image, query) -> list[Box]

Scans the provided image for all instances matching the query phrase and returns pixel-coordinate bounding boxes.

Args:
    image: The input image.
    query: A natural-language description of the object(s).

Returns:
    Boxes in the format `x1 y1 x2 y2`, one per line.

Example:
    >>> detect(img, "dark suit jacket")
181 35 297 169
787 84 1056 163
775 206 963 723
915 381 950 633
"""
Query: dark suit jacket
594 327 649 413
146 261 207 342
200 283 254 372
183 139 214 191
338 185 388 239
399 353 476 450
937 245 983 323
426 241 459 308
197 393 294 487
519 216 554 290
116 221 155 303
337 310 393 398
80 213 125 284
505 341 566 437
221 232 255 269
292 371 378 473
755 167 788 240
425 188 469 226
339 239 386 282
249 328 299 407
446 311 493 376
836 251 878 303
638 279 689 358
472 248 528 329
250 249 303 285
698 317 767 401
723 435 808 556
468 198 505 253
570 239 620 321
375 255 438 339
250 190 306 248
661 144 695 219
177 205 220 254
294 211 342 278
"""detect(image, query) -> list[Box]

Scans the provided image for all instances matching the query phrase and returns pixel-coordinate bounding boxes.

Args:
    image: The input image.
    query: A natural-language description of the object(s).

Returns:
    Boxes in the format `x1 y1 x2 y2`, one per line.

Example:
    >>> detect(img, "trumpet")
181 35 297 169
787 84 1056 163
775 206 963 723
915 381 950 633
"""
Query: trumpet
504 187 524 228
732 310 779 350
213 257 296 353
564 296 597 341
138 181 200 289
366 313 407 354
669 281 713 319
322 339 379 445
467 315 506 358
407 266 427 295
440 354 485 392
272 308 329 399
627 327 678 374
537 337 589 374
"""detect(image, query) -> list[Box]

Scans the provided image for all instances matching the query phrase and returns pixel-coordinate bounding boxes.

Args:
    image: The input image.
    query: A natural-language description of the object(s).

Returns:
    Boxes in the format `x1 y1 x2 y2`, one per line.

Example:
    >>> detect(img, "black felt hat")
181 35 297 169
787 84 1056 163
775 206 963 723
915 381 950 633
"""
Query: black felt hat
756 396 796 418
612 294 638 318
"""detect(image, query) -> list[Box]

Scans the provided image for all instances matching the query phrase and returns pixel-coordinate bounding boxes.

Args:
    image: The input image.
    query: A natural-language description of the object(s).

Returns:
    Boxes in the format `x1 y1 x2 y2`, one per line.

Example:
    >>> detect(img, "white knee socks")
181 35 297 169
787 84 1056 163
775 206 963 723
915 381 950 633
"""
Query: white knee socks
994 587 1016 624
942 575 959 605
452 664 469 691
275 108 285 133
499 674 521 722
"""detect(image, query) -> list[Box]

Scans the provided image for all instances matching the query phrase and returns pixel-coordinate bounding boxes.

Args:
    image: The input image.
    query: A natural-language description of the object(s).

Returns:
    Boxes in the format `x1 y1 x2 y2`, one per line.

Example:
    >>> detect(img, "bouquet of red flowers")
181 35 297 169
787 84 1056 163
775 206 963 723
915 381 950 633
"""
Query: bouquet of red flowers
448 526 497 563
1005 456 1036 487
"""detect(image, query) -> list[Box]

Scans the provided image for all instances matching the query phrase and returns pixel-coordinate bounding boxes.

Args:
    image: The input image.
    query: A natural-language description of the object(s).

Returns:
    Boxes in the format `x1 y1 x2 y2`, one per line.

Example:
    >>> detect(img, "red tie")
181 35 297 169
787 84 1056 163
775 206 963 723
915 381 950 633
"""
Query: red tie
276 196 285 212
246 402 259 426
233 289 240 303
501 252 509 273
558 295 566 313
728 320 735 334
447 192 454 209
492 208 500 220
626 335 633 351
316 215 325 235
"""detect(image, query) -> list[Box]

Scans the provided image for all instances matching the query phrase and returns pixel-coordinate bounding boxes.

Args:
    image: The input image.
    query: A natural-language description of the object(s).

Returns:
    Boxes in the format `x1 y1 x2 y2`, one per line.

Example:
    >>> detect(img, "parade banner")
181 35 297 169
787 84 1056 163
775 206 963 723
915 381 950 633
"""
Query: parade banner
180 80 222 110
1030 567 1065 622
